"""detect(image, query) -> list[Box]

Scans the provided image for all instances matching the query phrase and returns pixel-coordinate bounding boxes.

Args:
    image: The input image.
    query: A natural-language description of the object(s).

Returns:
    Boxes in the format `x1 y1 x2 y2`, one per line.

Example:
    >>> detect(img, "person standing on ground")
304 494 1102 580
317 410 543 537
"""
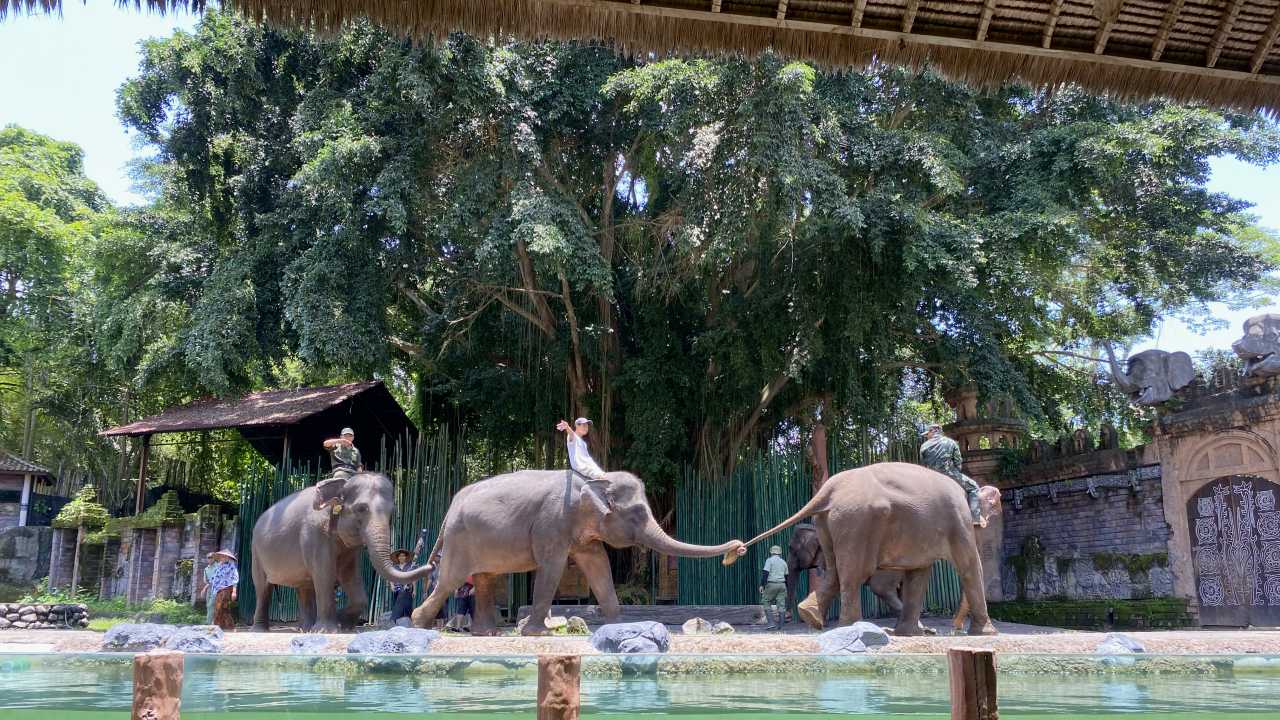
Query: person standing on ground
759 545 788 631
322 427 363 480
206 550 239 631
556 417 606 481
389 532 428 626
919 423 986 527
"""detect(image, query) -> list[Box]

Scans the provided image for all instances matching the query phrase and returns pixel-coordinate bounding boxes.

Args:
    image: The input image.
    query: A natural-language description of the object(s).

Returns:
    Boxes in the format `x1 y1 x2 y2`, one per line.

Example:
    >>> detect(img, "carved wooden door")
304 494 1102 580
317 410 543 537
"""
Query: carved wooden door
1187 475 1280 627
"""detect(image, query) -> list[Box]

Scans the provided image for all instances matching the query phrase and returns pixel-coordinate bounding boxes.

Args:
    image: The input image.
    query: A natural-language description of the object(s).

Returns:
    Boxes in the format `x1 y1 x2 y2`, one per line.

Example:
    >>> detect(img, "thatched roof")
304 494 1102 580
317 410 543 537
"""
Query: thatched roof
0 450 50 476
5 0 1280 112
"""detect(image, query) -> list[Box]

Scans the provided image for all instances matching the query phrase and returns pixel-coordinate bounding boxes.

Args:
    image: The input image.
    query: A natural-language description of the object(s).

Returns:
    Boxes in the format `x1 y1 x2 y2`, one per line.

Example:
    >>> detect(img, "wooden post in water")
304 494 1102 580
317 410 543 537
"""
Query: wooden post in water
133 650 183 720
948 647 997 720
537 654 581 720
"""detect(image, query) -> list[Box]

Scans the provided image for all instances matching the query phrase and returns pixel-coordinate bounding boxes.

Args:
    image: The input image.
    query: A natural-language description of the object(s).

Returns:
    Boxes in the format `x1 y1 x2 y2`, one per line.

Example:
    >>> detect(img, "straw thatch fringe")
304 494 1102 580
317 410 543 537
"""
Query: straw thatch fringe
4 0 1278 113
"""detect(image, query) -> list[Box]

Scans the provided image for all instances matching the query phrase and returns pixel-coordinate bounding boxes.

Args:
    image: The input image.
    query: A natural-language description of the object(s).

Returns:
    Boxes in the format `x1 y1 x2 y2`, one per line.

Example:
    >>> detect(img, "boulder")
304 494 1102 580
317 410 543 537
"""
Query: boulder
12 621 28 629
817 622 891 655
590 621 670 654
681 618 714 635
77 618 89 628
291 635 334 654
0 617 10 629
712 621 734 635
102 623 178 652
18 614 37 623
17 606 34 616
163 626 224 654
1096 633 1145 655
346 626 440 655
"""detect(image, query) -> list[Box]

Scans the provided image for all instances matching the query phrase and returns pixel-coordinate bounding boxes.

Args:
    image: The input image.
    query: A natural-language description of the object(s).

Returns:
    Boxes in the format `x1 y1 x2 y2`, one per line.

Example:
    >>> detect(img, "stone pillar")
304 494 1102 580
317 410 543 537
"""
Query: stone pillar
537 655 581 720
18 473 31 527
132 650 183 720
152 525 183 600
48 529 65 589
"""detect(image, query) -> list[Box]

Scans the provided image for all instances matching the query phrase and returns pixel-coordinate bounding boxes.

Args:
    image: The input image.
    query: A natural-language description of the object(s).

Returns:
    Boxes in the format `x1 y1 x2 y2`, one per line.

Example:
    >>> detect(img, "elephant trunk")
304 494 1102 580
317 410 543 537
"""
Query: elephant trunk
1105 343 1139 393
639 517 743 559
363 519 435 585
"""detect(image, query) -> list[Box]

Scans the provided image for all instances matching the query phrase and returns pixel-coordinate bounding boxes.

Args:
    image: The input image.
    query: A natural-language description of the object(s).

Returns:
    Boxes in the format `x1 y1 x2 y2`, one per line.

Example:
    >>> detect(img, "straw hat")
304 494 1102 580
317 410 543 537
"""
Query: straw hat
208 549 237 562
392 548 413 562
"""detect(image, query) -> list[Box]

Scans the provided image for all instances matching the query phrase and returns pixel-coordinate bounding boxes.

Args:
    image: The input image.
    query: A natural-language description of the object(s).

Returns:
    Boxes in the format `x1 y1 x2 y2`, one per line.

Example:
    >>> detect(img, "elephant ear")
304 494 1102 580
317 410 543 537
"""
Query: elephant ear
580 482 612 519
1166 351 1196 392
313 477 347 511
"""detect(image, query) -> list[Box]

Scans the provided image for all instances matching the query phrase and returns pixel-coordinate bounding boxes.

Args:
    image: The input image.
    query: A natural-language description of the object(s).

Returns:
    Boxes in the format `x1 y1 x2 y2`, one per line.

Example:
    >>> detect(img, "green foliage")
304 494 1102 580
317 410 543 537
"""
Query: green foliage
988 598 1193 630
52 486 110 529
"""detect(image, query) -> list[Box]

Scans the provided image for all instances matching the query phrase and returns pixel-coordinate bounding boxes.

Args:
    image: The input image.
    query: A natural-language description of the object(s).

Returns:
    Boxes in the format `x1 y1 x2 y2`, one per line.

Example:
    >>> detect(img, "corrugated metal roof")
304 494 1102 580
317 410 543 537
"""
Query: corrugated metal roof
0 450 51 475
101 380 386 437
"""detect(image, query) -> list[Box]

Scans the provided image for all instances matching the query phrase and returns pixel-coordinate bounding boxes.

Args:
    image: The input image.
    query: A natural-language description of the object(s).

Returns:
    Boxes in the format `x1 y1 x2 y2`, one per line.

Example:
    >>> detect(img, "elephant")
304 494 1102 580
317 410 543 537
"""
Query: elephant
410 470 744 635
1105 344 1195 406
250 472 433 632
727 462 997 636
1232 313 1280 378
789 485 1003 632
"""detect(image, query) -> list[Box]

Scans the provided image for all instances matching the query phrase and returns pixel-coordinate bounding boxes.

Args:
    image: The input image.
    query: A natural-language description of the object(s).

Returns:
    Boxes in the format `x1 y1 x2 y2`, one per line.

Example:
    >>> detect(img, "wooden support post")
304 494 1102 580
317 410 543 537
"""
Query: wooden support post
135 435 152 515
70 525 85 595
537 654 581 720
948 647 997 720
132 650 183 720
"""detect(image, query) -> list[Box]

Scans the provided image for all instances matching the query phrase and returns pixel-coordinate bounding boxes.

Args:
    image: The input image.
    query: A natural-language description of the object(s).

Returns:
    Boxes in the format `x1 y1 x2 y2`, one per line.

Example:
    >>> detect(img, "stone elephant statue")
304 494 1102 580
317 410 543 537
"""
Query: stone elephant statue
787 484 1003 633
1233 313 1280 378
727 462 996 636
1106 345 1195 405
250 472 433 632
410 470 743 636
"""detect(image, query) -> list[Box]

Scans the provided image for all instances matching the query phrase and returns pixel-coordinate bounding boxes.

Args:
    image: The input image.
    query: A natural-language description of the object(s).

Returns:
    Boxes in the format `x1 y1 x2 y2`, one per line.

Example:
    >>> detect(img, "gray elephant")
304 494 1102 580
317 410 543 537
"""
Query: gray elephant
728 462 996 636
410 470 743 635
1233 313 1280 378
1106 345 1196 405
250 472 433 632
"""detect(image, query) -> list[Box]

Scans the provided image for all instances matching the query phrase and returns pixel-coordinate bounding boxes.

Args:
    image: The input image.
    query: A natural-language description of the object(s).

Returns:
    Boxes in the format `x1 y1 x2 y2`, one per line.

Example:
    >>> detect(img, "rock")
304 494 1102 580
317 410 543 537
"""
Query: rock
563 617 590 635
12 621 27 629
17 606 34 616
681 618 714 635
817 622 891 655
0 617 10 629
1096 633 1145 655
163 627 223 653
590 621 670 654
712 621 734 635
346 626 440 655
102 623 179 652
77 618 89 628
18 614 37 623
35 604 50 614
291 635 333 654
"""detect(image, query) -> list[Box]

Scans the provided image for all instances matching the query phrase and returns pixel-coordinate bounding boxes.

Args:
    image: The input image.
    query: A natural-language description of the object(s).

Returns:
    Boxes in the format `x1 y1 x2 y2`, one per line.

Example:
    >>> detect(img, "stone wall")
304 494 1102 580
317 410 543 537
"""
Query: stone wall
1000 467 1173 601
0 503 18 531
0 527 51 586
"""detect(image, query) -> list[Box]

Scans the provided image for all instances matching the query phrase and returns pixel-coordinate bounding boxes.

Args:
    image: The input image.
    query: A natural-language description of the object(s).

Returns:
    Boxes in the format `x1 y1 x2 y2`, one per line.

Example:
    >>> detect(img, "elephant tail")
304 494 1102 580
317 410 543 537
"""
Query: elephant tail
722 484 834 566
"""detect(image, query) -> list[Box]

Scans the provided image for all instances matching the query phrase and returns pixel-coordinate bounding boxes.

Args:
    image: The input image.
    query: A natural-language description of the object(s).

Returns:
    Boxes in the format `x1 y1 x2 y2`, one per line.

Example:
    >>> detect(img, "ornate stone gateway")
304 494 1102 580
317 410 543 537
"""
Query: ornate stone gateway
1188 475 1280 627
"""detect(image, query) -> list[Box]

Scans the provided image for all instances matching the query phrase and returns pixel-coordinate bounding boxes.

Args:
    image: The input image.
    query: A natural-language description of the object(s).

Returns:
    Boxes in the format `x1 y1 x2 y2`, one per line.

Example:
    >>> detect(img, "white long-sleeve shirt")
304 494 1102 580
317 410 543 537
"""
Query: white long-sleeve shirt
567 433 606 479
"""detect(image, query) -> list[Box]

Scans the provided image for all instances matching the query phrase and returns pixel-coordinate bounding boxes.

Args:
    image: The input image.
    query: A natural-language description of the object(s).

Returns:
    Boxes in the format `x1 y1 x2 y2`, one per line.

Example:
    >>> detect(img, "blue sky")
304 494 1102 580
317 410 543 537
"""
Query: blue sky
1 3 1276 359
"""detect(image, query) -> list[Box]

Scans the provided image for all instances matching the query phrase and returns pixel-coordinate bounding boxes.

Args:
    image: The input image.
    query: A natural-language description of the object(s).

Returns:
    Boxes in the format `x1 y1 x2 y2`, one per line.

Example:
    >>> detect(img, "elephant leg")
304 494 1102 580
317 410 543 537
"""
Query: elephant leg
297 587 317 632
251 559 272 633
867 570 904 618
336 555 367 631
311 567 340 633
953 595 970 634
894 566 931 636
573 543 620 622
410 550 467 629
470 573 500 636
799 518 841 629
950 533 998 636
523 554 568 636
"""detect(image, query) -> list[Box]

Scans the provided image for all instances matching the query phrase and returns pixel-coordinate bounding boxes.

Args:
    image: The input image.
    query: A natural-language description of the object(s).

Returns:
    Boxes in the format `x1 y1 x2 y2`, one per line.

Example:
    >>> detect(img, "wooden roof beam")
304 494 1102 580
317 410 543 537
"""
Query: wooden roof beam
1251 6 1280 73
1093 0 1125 55
1042 0 1065 49
902 0 921 33
850 0 868 28
1151 0 1185 62
976 0 998 42
1207 0 1247 68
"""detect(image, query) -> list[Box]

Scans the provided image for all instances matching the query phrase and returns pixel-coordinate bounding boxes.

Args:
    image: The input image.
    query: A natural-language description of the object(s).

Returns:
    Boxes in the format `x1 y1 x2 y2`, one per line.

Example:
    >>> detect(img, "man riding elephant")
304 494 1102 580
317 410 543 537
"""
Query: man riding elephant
323 427 363 480
919 424 985 528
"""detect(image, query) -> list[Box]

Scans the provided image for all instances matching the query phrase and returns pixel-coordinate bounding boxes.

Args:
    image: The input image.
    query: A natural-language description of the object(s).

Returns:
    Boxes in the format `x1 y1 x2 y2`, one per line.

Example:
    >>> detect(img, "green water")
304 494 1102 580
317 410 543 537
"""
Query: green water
4 654 1280 717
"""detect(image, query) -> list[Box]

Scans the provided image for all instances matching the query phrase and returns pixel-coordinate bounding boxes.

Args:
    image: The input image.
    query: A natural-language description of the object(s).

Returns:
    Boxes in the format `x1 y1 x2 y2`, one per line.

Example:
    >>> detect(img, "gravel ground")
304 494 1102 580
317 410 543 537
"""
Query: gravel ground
3 617 1280 655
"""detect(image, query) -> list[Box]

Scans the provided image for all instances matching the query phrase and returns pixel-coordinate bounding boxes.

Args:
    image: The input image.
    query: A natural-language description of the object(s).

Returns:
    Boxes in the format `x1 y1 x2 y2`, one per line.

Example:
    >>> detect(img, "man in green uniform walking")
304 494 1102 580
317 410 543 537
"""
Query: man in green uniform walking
919 423 986 527
323 427 363 480
759 545 788 631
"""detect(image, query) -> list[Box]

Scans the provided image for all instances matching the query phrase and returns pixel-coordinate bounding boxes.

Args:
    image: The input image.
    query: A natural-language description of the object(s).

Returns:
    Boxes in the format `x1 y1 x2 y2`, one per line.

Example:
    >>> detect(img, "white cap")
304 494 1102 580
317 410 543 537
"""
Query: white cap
340 427 355 436
575 417 592 425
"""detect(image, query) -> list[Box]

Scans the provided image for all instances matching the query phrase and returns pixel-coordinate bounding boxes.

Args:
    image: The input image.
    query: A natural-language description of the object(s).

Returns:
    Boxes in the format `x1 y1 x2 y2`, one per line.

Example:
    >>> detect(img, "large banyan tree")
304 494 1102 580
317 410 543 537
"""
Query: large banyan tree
104 12 1278 485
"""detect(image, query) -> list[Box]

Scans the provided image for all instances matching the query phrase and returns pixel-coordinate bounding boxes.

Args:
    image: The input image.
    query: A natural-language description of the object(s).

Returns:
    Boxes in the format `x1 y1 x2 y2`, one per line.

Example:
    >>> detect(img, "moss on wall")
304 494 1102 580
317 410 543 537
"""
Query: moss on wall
987 598 1192 630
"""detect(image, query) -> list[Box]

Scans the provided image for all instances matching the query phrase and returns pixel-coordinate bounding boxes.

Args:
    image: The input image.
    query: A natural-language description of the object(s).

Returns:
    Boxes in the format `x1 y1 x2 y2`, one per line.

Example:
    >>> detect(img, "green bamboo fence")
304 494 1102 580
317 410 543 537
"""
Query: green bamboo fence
676 429 963 618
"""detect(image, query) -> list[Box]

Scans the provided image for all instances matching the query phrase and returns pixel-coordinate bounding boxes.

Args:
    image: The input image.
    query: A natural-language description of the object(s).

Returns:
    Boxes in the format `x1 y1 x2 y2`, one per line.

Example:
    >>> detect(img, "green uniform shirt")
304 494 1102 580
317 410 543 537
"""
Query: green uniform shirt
920 435 963 480
763 555 788 584
329 442 362 473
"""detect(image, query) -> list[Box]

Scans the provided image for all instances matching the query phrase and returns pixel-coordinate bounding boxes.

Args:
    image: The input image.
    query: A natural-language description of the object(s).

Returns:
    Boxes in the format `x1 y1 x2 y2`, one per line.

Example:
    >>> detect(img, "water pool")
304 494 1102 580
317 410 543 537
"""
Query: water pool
3 653 1280 718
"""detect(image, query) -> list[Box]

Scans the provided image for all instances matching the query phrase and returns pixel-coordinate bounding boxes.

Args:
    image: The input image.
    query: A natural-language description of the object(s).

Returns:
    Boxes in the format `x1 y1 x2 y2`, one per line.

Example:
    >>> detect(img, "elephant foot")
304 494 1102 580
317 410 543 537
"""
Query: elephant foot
797 593 825 630
520 622 550 637
893 620 924 636
969 620 999 636
311 622 339 634
251 623 270 633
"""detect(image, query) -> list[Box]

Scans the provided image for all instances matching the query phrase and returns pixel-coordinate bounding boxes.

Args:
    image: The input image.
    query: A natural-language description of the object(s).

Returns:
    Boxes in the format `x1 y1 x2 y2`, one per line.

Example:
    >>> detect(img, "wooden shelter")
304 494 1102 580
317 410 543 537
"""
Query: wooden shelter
101 380 416 512
4 0 1280 111
0 450 50 529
